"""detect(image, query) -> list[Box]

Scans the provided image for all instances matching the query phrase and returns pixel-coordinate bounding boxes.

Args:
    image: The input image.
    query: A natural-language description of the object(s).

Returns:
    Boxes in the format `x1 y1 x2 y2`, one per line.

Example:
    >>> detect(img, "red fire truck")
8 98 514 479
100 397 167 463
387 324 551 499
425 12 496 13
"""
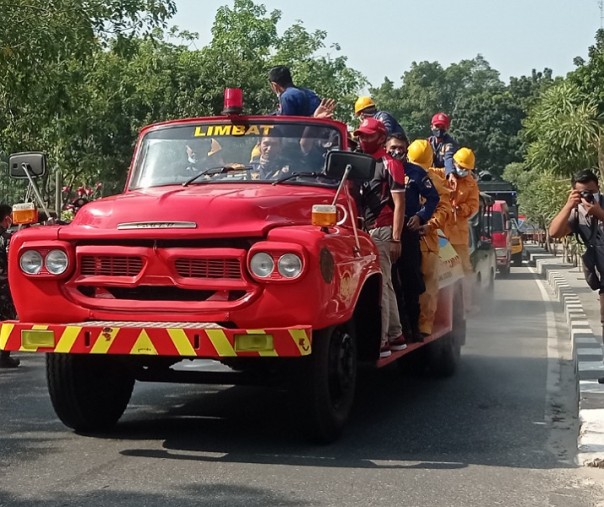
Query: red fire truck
1 92 465 442
488 200 512 276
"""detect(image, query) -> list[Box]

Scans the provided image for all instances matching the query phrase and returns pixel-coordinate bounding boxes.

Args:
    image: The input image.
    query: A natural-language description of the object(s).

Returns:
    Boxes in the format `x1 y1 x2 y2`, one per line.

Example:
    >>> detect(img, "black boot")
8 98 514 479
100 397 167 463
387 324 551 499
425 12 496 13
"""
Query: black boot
0 351 19 368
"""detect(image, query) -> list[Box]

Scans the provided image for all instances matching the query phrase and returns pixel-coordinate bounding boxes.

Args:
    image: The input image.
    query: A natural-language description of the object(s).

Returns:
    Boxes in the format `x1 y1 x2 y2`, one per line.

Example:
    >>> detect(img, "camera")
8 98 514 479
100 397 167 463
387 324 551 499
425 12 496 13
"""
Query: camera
580 190 595 203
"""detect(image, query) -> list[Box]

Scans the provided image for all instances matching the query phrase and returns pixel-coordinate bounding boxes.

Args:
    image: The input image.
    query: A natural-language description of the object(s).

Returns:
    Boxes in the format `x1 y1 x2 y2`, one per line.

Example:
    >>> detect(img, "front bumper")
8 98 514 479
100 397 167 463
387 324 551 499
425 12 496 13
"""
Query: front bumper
0 321 312 358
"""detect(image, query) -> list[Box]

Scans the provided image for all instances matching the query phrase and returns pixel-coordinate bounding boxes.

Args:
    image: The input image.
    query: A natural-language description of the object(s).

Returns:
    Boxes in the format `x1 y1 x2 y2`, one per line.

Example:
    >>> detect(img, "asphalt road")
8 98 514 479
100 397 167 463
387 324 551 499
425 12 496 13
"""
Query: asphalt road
1 264 603 506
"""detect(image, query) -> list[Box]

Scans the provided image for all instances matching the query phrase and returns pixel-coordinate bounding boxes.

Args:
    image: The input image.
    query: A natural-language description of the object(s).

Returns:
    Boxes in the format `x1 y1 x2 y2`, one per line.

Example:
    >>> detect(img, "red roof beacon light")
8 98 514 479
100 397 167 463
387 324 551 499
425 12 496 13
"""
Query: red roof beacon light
223 87 244 115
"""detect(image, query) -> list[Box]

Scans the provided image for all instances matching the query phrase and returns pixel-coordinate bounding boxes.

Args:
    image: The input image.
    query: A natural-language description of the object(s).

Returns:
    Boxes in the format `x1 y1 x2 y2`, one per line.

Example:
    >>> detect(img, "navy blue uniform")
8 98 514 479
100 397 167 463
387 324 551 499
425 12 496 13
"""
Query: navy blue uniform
403 162 440 222
373 111 407 139
429 132 459 176
393 162 439 342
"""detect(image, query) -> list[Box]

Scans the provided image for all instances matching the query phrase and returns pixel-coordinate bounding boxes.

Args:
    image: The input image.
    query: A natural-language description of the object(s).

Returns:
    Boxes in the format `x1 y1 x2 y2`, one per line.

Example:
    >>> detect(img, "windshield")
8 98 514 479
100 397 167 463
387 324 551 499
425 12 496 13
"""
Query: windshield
129 121 342 189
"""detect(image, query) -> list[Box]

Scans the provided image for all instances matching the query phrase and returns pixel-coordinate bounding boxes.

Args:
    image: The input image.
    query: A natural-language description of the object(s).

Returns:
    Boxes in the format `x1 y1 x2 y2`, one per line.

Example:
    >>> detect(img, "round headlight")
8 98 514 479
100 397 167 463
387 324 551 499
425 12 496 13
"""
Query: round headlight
278 254 303 278
20 250 43 275
45 249 69 275
250 252 274 278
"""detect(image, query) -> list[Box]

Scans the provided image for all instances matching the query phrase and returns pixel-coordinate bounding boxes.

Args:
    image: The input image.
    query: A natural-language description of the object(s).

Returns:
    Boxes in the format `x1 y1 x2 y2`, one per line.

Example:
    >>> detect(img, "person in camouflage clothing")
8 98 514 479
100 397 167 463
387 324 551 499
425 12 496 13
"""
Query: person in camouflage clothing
0 204 19 368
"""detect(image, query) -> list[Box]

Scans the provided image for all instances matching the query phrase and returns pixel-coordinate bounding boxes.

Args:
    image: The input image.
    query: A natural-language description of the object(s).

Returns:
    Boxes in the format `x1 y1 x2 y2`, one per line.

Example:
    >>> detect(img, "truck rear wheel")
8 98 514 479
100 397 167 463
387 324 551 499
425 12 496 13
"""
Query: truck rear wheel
292 323 357 443
47 354 134 432
427 290 464 377
512 252 523 266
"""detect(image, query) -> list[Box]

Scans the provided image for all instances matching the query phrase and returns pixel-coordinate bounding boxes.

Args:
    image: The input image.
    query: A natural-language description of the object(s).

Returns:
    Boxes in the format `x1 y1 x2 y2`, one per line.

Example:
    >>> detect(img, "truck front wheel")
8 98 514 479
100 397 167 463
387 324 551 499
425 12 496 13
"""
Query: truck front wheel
293 323 357 443
47 354 134 432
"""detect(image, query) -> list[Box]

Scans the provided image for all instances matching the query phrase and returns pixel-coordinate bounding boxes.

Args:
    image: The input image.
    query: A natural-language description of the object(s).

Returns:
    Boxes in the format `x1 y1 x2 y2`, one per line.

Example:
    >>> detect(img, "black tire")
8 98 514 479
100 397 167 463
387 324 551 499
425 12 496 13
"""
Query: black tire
292 323 357 443
427 290 464 377
47 354 134 432
512 252 523 266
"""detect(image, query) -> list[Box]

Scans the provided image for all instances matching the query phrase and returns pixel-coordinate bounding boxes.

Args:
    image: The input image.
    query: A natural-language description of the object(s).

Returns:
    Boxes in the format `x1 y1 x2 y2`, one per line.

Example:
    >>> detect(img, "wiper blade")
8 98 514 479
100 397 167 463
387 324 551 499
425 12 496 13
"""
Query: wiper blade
182 164 253 186
271 171 328 185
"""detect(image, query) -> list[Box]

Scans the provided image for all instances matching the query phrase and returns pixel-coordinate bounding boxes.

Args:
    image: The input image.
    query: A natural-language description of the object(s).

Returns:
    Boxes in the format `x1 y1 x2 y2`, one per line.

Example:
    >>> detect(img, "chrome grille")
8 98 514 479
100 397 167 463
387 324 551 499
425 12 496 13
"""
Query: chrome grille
174 258 242 279
80 255 144 277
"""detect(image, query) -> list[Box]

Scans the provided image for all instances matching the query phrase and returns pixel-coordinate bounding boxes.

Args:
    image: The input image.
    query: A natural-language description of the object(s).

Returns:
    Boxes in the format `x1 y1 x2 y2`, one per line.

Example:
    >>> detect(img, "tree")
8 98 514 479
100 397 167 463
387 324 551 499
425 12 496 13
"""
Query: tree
0 0 178 201
1 0 367 199
369 56 544 176
524 81 600 178
570 29 604 176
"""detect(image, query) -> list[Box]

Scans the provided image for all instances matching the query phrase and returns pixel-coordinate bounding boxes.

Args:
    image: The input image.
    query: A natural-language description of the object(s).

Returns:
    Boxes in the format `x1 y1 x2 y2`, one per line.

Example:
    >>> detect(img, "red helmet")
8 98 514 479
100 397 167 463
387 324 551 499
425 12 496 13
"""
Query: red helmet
431 112 451 130
353 117 387 138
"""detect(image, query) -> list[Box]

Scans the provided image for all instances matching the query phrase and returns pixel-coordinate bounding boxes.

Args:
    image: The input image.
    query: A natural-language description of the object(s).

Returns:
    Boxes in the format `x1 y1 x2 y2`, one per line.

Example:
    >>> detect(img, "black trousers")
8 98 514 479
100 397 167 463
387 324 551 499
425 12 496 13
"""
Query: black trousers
392 228 425 336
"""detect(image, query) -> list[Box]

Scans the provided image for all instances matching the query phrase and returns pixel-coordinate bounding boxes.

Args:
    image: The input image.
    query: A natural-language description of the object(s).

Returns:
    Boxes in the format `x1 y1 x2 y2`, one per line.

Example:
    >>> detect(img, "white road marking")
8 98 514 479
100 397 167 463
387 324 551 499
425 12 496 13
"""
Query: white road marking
528 267 562 422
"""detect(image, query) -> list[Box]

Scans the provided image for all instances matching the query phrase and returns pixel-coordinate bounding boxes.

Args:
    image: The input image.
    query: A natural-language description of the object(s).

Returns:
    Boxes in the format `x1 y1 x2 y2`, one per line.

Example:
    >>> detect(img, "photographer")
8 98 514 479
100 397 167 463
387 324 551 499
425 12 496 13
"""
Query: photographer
550 169 604 382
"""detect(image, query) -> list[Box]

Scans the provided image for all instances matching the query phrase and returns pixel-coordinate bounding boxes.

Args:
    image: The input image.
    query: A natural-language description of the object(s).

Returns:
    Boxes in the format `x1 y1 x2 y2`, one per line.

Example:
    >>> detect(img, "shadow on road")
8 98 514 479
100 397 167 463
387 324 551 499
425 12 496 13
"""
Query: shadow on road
0 484 307 507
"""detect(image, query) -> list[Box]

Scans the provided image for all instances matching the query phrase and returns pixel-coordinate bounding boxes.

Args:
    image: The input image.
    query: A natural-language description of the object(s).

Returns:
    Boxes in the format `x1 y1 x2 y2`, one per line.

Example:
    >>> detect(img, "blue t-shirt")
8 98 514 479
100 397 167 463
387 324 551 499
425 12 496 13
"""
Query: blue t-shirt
279 87 321 117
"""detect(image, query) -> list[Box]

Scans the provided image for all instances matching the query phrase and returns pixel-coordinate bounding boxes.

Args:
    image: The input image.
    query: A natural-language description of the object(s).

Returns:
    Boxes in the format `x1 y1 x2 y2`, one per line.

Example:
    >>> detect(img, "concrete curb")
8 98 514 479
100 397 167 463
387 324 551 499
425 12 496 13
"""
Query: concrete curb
529 249 604 468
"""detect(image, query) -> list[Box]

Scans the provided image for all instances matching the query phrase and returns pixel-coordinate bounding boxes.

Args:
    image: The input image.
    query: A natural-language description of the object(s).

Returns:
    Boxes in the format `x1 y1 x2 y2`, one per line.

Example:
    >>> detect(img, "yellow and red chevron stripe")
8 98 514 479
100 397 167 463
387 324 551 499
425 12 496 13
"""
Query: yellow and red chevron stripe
0 321 312 357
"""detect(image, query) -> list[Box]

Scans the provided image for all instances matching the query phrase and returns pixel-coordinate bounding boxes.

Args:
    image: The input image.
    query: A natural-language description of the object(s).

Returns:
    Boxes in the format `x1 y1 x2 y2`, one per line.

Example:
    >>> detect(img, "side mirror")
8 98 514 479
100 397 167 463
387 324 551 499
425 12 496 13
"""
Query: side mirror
324 150 375 182
8 152 47 179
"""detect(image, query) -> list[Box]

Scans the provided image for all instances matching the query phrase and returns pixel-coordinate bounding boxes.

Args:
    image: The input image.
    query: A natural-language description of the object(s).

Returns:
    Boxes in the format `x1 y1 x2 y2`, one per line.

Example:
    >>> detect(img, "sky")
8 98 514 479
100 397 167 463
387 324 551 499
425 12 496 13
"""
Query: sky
169 0 602 87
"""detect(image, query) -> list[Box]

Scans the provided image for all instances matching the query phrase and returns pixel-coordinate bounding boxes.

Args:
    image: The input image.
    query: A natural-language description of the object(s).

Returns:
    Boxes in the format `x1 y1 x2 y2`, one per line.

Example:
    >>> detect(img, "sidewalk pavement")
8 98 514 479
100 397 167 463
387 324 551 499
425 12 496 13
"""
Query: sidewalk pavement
527 245 604 467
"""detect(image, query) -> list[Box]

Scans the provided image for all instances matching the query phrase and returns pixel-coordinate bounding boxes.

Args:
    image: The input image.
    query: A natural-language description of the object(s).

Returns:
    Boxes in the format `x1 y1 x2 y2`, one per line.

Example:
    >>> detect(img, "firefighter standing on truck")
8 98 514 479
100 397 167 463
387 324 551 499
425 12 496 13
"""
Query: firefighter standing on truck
354 96 407 138
428 112 459 178
407 140 453 338
354 117 407 358
268 66 321 117
436 148 479 309
0 204 19 368
385 134 439 343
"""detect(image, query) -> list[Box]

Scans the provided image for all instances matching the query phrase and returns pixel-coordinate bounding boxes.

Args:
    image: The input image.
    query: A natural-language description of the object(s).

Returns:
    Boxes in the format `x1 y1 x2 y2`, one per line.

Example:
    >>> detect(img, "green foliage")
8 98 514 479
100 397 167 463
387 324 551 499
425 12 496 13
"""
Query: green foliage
524 81 600 177
0 0 600 222
370 56 552 177
0 0 365 202
571 29 604 116
517 173 569 229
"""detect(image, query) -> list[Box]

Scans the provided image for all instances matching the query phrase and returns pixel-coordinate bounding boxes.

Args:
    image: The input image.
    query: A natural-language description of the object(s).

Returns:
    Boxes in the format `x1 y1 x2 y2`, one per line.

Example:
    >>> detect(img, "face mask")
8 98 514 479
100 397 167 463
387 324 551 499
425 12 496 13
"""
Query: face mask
431 128 445 138
359 138 382 154
454 166 469 178
388 148 405 161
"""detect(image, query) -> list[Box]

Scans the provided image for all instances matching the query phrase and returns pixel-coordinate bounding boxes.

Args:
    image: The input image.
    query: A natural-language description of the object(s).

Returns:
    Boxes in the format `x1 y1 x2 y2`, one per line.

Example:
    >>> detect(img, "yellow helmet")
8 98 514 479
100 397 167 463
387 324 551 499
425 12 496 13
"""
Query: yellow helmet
354 96 375 116
407 139 434 170
453 147 475 170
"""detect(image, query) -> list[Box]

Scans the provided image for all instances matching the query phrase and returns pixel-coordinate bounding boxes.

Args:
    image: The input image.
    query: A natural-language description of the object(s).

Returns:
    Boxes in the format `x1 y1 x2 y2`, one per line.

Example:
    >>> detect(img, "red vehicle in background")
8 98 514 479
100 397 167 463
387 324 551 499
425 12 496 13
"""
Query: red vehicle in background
487 200 512 276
